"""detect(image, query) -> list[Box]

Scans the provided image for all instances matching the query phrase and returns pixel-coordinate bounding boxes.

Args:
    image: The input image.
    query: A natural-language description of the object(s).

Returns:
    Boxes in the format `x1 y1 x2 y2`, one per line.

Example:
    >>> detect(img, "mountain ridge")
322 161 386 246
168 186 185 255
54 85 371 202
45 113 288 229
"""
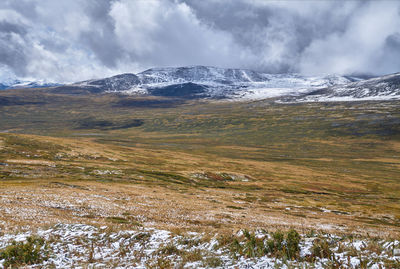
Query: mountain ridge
0 79 61 90
284 72 400 102
58 65 359 100
2 65 399 102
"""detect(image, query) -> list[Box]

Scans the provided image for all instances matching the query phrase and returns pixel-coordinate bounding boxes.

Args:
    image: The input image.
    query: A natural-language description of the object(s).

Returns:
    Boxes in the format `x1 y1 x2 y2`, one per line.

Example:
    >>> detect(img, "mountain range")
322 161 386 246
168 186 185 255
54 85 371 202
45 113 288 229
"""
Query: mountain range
284 72 400 102
2 66 400 102
0 79 60 90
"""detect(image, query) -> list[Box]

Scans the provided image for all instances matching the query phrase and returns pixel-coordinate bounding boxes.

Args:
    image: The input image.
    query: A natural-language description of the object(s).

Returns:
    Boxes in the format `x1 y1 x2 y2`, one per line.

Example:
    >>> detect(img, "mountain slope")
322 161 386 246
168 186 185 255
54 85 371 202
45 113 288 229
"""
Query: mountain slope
5 66 399 102
137 65 266 84
286 72 400 102
0 79 60 90
54 66 355 99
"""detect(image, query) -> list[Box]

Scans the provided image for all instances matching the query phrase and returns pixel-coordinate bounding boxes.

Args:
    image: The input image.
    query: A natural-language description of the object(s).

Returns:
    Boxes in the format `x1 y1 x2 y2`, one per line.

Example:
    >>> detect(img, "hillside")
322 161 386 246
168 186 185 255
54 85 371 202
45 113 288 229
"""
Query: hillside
287 72 400 102
53 66 356 99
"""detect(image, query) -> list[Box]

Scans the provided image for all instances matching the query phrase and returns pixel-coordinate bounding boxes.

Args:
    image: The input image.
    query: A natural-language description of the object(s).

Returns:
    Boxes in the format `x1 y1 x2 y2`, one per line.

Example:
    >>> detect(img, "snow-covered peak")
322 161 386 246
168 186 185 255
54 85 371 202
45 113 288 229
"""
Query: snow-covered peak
283 72 400 102
138 65 267 84
55 66 360 99
0 78 60 90
73 73 140 92
4 65 398 102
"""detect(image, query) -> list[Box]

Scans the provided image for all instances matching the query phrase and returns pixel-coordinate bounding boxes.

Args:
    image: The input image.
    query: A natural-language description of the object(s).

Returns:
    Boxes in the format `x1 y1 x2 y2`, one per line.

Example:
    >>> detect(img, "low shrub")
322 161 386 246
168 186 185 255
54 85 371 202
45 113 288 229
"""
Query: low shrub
266 230 284 254
311 237 332 259
242 230 267 258
0 236 49 268
230 238 242 259
229 229 301 260
286 229 301 259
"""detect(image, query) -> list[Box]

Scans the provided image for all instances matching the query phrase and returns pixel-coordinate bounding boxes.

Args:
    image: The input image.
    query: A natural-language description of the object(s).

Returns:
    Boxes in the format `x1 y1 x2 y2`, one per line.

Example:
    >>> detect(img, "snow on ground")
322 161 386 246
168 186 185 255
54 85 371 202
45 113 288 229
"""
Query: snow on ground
296 94 400 103
0 224 399 268
231 87 311 100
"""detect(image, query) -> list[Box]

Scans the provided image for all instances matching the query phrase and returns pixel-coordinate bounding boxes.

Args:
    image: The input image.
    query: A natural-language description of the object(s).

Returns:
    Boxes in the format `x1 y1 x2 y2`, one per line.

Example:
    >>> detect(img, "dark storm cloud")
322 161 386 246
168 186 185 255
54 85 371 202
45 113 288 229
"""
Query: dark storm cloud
0 0 399 82
79 0 123 67
0 21 27 35
0 19 29 76
181 0 370 73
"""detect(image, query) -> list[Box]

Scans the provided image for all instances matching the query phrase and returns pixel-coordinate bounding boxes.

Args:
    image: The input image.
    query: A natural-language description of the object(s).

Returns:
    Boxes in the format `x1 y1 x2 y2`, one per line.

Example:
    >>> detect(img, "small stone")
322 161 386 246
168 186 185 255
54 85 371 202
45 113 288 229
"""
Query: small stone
394 249 400 256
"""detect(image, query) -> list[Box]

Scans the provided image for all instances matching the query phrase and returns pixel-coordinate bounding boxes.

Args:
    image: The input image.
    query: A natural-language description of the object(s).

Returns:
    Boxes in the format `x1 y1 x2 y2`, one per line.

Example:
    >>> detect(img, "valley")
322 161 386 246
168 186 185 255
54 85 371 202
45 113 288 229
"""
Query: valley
0 76 399 267
2 0 400 266
0 88 399 235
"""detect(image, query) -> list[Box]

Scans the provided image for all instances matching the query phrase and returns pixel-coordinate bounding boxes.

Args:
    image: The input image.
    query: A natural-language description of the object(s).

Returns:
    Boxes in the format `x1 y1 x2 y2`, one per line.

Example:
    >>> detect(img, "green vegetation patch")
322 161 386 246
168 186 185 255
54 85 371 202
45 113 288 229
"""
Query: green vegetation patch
0 236 50 268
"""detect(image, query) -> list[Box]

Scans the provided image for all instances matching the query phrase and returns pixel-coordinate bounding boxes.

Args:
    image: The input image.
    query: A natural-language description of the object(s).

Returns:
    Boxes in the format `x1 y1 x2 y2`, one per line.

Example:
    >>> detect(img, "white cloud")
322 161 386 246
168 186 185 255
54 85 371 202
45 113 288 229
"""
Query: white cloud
0 0 399 82
299 1 400 75
109 0 246 68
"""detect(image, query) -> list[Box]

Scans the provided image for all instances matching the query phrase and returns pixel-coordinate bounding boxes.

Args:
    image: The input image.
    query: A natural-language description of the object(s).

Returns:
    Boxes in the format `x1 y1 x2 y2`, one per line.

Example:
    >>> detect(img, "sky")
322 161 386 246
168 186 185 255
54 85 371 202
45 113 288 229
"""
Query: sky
0 0 400 82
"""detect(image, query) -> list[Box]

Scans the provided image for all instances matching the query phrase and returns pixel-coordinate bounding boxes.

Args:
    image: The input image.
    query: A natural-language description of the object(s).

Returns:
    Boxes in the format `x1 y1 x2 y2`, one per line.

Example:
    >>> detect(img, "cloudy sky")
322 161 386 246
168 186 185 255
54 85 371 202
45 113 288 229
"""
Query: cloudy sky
0 0 400 82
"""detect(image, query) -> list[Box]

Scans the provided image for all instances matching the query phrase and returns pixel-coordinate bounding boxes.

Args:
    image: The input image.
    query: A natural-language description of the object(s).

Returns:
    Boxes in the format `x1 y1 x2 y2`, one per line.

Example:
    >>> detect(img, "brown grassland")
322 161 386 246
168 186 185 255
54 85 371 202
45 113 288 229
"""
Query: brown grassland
0 88 399 239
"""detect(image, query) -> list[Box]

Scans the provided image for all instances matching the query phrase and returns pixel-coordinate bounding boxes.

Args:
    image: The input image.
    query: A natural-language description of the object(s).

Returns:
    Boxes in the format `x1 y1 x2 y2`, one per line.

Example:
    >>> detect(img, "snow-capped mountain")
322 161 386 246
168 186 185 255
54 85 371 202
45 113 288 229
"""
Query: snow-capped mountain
284 72 400 102
73 73 141 93
4 66 399 102
0 78 60 90
138 66 266 84
61 66 356 99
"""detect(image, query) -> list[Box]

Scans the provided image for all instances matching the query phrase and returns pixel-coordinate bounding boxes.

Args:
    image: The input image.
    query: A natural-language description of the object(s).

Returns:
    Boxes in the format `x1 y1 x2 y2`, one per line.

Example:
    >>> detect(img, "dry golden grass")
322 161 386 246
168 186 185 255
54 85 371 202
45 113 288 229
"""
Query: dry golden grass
0 131 399 238
0 91 399 238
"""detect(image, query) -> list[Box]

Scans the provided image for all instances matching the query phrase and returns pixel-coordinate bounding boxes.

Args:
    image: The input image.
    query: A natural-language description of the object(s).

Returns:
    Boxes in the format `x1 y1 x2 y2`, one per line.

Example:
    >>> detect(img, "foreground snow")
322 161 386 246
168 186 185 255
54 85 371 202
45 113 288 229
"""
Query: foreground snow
0 224 399 268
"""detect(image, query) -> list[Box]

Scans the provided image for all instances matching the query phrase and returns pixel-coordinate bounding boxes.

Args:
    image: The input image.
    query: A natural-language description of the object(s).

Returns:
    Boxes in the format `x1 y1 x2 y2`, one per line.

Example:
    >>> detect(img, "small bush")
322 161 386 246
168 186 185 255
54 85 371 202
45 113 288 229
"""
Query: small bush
0 236 49 268
266 230 300 260
311 238 332 259
230 238 242 259
286 229 301 259
224 229 301 261
242 230 267 258
267 230 284 254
